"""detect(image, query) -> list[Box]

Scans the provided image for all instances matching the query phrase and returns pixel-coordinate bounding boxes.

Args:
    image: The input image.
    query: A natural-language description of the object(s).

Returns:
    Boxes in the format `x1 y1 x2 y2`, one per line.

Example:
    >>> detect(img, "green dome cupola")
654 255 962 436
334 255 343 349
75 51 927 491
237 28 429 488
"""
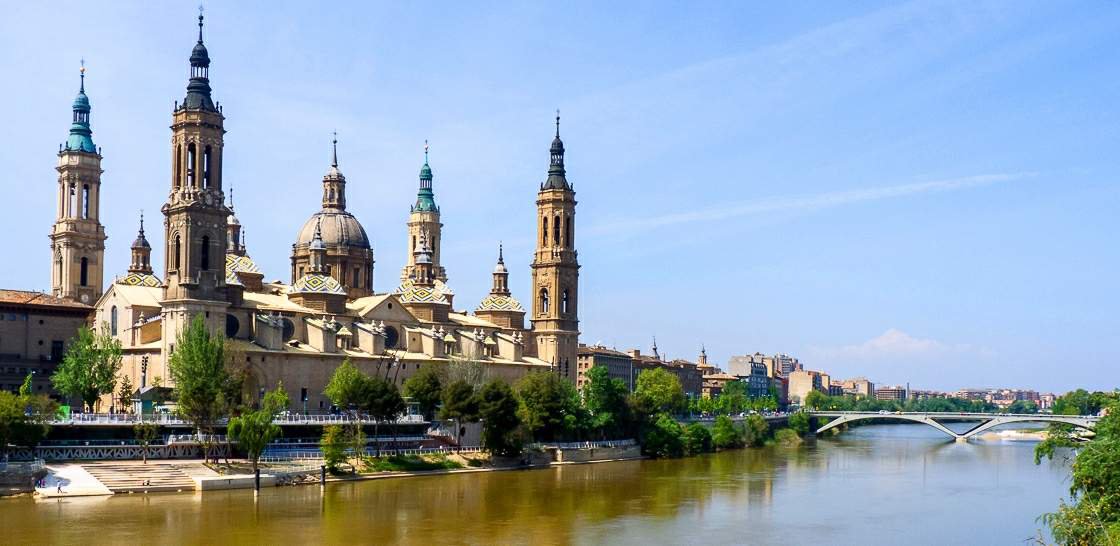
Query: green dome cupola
412 140 439 213
64 63 96 154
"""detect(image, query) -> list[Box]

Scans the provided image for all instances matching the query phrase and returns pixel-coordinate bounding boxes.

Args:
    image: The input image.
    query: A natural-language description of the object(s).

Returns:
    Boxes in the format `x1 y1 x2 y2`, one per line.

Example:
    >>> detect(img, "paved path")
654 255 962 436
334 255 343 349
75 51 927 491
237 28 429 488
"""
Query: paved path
36 463 112 498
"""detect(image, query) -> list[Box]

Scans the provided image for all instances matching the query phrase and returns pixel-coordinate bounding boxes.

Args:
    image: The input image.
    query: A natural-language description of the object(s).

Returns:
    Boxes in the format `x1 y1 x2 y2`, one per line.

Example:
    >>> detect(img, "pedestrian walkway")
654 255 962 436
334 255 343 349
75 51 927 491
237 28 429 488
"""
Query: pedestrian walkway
36 463 112 498
81 462 198 493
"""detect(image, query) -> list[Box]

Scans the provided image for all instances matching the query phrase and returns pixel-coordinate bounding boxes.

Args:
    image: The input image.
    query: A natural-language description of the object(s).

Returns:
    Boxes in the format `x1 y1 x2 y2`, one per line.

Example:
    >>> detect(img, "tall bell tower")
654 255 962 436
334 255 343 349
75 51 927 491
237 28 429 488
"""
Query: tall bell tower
49 63 107 305
160 11 230 346
401 141 447 284
530 113 580 381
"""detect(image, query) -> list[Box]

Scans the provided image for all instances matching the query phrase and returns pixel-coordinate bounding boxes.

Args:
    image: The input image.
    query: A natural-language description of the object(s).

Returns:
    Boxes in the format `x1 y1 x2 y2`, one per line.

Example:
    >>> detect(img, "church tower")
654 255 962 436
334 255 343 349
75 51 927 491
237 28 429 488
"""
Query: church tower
401 142 447 284
128 212 153 275
530 113 580 381
160 12 230 344
49 63 107 305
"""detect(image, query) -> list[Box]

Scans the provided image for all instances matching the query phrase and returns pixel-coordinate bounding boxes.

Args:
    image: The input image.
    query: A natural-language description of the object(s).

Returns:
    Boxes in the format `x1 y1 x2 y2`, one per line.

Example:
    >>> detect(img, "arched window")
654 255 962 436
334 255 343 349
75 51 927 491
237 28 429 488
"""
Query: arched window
82 184 90 219
187 144 196 187
175 145 182 188
79 257 88 286
200 236 210 270
173 235 182 270
565 215 572 248
110 306 118 336
69 183 77 218
562 289 570 315
539 288 549 314
353 266 360 288
553 216 561 246
542 217 549 246
203 146 212 189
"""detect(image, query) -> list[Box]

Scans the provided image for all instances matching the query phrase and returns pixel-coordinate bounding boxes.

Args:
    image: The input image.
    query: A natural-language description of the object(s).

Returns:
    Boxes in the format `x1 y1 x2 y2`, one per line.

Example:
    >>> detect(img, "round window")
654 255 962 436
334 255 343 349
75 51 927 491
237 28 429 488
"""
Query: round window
384 325 399 349
281 318 296 340
225 314 240 338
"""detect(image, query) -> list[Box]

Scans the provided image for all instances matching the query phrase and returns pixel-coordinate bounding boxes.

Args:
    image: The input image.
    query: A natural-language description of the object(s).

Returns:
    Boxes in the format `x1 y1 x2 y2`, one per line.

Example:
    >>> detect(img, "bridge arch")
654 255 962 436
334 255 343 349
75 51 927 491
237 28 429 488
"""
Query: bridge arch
812 412 1099 441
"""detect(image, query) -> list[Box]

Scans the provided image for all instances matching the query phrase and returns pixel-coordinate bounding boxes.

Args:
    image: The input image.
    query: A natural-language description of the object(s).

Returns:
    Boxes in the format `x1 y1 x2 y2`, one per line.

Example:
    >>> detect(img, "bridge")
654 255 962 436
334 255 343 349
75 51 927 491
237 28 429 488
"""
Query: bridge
809 411 1100 441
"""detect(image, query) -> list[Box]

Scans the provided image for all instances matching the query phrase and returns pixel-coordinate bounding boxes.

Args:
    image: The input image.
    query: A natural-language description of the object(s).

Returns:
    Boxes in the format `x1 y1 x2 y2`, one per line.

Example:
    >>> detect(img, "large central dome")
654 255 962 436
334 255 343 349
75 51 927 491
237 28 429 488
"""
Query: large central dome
295 210 370 249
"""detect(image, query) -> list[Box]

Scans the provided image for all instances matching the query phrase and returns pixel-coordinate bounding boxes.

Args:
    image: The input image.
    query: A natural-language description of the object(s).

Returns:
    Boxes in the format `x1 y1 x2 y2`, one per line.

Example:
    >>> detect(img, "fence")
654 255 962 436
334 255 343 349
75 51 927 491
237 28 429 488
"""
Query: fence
0 458 44 474
527 439 637 450
260 445 485 464
54 413 427 426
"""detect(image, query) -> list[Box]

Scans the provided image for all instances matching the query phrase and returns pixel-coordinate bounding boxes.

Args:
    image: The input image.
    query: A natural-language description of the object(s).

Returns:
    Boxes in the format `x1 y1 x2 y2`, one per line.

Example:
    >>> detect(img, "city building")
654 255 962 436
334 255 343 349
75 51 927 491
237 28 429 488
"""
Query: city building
875 385 908 402
839 378 875 398
577 344 635 391
0 290 91 395
30 15 582 410
787 370 824 405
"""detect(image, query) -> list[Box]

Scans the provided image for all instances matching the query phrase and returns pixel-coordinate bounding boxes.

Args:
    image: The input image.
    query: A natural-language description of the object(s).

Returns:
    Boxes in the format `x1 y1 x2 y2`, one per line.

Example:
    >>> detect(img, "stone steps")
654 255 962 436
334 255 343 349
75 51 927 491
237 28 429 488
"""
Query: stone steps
82 463 197 493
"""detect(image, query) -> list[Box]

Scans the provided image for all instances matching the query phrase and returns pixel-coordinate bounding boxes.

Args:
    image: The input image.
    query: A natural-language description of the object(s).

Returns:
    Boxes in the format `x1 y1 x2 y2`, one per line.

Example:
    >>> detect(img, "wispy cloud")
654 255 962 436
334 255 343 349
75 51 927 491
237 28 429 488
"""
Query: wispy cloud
807 328 994 362
583 172 1034 238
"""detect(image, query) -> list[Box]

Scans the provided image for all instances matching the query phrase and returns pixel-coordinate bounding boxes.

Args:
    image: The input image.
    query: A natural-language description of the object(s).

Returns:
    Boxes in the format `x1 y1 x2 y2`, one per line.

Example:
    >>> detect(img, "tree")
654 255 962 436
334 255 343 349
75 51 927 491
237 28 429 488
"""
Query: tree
642 413 685 458
582 366 632 439
403 365 442 421
168 315 229 464
711 415 743 449
117 375 134 414
440 380 478 446
717 381 749 415
19 373 32 397
788 412 810 435
52 324 122 412
1005 400 1038 414
803 390 826 410
684 422 713 455
515 373 580 442
366 377 405 456
743 414 769 447
324 359 369 415
1037 399 1120 543
133 421 160 464
321 425 350 473
228 383 289 473
0 390 57 457
634 368 686 415
476 379 522 456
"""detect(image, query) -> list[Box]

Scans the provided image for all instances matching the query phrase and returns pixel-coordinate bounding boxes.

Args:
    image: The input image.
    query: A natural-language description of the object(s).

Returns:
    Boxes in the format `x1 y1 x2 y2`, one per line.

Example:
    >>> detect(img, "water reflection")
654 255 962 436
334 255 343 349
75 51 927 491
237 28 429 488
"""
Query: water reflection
1 424 1068 545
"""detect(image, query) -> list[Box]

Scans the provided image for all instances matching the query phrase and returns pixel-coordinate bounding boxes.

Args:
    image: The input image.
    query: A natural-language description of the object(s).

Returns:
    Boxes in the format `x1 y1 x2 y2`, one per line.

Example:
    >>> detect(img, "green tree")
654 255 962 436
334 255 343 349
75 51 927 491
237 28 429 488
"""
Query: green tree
133 421 160 464
324 359 369 415
0 390 56 456
117 375 134 414
515 373 581 442
711 415 743 449
788 412 810 435
168 316 229 463
19 373 33 397
51 324 122 412
1036 399 1120 544
320 425 350 473
228 383 289 473
743 414 769 447
642 413 685 458
1005 400 1039 414
441 380 479 446
403 365 443 421
582 365 633 439
366 377 406 456
717 381 749 415
634 368 686 415
476 379 522 456
803 390 826 410
684 422 713 455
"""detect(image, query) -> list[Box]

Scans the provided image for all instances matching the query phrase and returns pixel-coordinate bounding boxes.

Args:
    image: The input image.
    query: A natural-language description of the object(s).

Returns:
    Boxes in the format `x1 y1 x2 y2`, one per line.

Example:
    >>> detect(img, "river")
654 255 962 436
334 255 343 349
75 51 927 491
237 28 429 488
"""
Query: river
0 424 1072 545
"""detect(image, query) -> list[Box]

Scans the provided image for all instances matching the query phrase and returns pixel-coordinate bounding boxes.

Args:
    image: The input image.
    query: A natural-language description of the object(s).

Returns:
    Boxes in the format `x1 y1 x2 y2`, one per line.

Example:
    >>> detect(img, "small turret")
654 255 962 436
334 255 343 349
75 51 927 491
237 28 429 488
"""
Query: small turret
128 212 153 275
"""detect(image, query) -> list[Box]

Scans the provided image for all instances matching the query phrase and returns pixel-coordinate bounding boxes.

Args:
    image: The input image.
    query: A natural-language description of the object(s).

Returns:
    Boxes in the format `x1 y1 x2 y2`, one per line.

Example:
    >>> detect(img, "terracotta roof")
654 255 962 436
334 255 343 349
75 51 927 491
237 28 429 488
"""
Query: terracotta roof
578 345 632 358
0 289 91 309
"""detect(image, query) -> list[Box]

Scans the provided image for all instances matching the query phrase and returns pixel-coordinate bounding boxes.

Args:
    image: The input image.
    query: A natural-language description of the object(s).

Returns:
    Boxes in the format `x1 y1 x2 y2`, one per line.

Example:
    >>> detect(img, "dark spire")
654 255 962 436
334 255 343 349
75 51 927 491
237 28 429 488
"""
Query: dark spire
413 140 438 212
498 242 504 265
183 6 216 111
132 211 151 249
65 60 96 153
542 110 570 190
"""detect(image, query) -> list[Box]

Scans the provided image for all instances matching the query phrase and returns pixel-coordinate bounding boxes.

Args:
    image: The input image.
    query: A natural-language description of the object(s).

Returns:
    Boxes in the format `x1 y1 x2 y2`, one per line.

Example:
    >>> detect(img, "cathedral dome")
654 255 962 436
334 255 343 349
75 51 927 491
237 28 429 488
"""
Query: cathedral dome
295 210 371 250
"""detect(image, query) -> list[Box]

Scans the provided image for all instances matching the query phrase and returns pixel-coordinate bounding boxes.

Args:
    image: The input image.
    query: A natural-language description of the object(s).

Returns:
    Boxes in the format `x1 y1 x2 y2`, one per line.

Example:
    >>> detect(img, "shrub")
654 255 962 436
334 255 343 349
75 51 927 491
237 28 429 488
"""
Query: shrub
787 412 810 435
744 414 770 447
711 415 743 449
774 428 802 446
642 413 685 458
684 423 713 455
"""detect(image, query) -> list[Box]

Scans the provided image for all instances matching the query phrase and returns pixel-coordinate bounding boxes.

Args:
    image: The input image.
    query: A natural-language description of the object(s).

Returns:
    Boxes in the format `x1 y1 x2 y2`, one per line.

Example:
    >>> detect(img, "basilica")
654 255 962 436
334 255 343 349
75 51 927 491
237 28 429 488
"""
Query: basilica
48 15 580 410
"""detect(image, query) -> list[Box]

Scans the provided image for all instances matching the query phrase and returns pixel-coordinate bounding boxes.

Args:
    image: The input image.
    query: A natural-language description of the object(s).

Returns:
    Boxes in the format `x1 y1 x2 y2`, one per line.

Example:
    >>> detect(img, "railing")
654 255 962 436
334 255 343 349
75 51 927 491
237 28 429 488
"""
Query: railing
54 413 428 426
167 434 228 444
809 410 1101 420
260 445 485 464
0 458 44 473
527 439 637 450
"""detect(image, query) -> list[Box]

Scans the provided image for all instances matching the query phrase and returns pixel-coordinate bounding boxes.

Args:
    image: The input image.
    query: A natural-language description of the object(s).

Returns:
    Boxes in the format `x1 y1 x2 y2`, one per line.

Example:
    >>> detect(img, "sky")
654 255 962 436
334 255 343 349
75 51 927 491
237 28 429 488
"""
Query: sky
0 1 1117 393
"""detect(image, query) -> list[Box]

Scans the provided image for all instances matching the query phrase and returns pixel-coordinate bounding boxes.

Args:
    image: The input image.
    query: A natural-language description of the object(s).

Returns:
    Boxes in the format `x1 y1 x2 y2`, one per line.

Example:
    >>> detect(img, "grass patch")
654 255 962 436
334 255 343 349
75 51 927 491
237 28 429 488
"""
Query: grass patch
363 454 464 472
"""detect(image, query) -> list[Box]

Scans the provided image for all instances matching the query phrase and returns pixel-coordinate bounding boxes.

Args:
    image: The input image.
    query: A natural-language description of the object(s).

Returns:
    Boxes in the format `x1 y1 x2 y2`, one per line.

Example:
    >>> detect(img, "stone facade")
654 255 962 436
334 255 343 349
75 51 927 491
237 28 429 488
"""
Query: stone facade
0 290 90 395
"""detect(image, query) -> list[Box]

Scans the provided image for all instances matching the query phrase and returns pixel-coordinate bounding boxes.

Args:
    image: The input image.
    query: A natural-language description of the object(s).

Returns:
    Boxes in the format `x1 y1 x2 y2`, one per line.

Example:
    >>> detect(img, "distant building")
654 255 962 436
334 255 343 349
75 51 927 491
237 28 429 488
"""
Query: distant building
577 344 635 391
875 385 907 402
1040 393 1056 411
628 344 703 399
0 290 91 397
840 378 875 398
788 370 824 405
702 373 738 399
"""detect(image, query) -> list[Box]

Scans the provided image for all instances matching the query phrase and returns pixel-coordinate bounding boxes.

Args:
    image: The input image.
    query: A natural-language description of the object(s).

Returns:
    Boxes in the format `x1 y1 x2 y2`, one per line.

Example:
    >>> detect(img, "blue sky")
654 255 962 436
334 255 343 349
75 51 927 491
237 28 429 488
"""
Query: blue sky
1 1 1117 392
